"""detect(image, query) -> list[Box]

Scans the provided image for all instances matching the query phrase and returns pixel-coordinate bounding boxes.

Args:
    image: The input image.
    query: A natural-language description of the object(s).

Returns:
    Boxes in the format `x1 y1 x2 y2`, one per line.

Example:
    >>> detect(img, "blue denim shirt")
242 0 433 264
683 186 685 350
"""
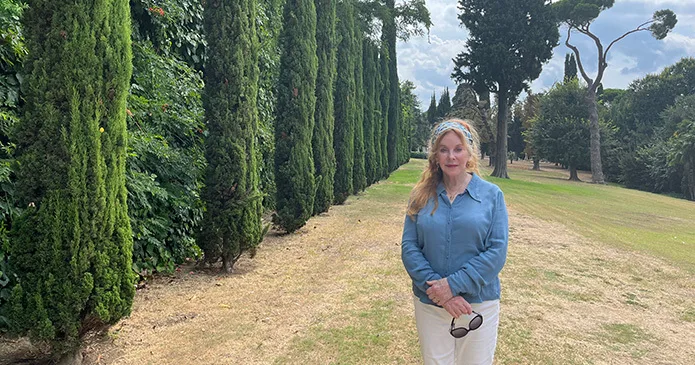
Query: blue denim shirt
401 173 508 305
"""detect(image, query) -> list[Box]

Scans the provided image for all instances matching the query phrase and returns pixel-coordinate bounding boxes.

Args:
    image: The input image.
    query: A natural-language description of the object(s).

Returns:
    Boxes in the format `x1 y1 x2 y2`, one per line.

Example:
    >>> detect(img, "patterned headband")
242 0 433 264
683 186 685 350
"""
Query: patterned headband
433 121 474 146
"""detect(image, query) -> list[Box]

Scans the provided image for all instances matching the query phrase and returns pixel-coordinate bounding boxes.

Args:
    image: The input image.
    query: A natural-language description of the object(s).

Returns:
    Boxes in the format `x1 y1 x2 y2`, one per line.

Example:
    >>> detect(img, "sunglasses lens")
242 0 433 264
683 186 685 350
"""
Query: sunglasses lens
470 315 483 330
451 328 468 338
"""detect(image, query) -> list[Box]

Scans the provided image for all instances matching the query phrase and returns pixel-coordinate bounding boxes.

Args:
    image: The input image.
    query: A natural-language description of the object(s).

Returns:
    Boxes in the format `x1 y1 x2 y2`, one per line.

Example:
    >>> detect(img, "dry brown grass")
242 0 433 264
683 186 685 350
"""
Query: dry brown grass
66 160 694 364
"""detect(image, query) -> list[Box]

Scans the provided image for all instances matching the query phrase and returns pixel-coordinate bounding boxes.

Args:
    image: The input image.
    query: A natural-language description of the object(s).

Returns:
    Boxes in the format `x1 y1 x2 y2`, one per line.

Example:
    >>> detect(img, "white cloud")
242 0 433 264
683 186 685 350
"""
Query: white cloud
397 33 466 107
421 0 461 39
663 32 695 54
395 0 694 108
618 0 684 5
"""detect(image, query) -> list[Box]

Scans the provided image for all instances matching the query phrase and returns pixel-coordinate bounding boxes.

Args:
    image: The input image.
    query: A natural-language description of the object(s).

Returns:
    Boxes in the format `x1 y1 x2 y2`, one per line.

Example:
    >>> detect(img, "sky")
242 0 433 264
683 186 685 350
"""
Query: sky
396 0 695 109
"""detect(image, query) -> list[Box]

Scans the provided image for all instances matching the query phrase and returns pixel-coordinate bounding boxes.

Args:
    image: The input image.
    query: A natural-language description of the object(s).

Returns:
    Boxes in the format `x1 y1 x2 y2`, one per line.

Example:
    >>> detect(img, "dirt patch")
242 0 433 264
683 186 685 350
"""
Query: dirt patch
5 161 693 364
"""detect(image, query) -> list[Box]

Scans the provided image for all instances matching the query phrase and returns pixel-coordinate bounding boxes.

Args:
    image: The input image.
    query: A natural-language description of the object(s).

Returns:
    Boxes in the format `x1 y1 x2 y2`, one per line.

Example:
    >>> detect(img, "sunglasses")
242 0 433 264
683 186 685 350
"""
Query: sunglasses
449 311 483 338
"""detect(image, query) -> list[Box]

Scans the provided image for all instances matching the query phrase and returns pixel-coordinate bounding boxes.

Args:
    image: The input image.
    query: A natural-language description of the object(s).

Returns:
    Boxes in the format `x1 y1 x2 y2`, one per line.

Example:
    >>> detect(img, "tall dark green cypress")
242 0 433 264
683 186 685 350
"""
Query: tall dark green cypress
363 41 378 185
378 45 391 177
333 0 356 204
427 91 438 125
275 0 318 231
313 0 338 215
437 88 452 119
9 0 134 356
373 47 384 179
200 0 263 272
352 19 366 193
383 0 400 172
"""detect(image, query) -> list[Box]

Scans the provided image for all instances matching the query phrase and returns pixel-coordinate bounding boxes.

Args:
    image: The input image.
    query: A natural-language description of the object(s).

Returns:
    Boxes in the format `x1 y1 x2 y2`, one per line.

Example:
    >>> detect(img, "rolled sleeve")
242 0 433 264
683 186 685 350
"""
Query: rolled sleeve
401 214 442 292
447 190 508 297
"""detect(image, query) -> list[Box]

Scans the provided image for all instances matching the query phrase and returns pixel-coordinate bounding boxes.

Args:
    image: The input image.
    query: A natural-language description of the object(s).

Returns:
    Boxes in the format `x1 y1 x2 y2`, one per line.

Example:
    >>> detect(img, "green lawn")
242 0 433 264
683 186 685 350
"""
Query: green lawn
404 158 695 273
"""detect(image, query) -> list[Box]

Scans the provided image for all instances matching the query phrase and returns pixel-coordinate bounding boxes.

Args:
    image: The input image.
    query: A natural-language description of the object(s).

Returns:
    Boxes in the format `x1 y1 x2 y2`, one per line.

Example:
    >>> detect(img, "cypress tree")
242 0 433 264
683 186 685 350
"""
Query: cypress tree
427 91 438 125
199 0 264 272
564 53 578 82
437 87 452 119
379 45 391 177
352 19 366 193
373 47 384 179
313 0 338 214
333 0 356 204
383 0 400 172
275 0 318 231
363 41 377 185
9 0 134 357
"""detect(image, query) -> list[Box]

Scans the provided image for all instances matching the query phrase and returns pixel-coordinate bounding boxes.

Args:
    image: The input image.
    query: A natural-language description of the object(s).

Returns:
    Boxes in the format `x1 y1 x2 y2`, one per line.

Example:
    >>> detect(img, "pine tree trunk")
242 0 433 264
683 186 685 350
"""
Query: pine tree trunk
533 156 540 171
569 165 580 181
491 89 509 178
587 89 605 184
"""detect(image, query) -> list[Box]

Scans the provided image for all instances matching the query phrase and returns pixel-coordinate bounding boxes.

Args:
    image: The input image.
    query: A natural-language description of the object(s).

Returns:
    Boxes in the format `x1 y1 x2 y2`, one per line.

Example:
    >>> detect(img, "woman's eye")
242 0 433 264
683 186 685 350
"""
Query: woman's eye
440 149 447 153
455 148 463 153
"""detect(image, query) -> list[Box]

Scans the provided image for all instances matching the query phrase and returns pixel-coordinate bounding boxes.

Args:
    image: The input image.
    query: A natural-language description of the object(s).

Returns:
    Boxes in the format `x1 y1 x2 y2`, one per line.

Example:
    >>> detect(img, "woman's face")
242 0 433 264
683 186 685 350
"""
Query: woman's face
436 130 470 179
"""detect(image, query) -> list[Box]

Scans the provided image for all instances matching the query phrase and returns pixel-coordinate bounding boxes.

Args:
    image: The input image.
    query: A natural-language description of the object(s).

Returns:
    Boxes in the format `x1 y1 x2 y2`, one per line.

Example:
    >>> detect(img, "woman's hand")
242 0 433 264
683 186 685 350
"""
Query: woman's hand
426 278 454 305
441 296 473 319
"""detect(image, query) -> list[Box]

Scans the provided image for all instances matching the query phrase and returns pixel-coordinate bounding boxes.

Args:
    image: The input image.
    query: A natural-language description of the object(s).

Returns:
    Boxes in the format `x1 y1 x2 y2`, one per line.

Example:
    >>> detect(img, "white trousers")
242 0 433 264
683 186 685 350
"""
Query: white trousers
413 297 500 365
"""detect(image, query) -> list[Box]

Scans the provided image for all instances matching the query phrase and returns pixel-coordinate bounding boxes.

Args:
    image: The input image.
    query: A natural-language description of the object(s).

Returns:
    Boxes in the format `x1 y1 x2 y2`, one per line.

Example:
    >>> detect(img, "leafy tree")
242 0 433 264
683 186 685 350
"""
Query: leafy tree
530 80 590 181
452 0 559 178
436 87 451 119
665 95 695 200
450 82 494 162
130 0 206 70
333 0 355 204
274 0 318 231
614 58 695 147
401 80 423 152
564 53 577 82
257 0 286 211
200 0 264 271
0 0 26 321
407 82 430 152
521 92 542 170
9 0 134 360
127 42 205 276
553 0 677 183
313 0 337 214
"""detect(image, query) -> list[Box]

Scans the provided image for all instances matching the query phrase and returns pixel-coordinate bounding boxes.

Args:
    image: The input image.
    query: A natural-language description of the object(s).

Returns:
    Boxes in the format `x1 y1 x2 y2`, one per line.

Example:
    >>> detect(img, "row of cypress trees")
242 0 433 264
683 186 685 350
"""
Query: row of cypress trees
3 0 412 360
273 0 408 231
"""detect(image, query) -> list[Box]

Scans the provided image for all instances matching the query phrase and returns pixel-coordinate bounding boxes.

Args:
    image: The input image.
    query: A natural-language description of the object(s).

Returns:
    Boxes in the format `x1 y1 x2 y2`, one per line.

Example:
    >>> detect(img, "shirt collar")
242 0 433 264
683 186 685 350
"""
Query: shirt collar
437 173 482 203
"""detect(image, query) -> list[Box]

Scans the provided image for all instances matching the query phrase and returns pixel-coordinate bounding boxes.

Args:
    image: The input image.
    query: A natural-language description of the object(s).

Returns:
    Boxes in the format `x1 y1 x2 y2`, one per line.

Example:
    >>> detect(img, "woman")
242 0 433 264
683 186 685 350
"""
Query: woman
401 119 508 365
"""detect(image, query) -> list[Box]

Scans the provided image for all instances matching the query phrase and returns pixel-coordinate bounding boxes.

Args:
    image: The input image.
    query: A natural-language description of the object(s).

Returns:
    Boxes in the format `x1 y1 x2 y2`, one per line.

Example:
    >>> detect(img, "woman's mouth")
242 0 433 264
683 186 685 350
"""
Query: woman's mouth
445 164 458 168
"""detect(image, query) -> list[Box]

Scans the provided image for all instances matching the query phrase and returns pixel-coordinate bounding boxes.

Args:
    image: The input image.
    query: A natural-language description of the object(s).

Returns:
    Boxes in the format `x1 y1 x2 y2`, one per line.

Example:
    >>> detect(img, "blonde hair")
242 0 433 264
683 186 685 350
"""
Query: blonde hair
407 118 480 219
